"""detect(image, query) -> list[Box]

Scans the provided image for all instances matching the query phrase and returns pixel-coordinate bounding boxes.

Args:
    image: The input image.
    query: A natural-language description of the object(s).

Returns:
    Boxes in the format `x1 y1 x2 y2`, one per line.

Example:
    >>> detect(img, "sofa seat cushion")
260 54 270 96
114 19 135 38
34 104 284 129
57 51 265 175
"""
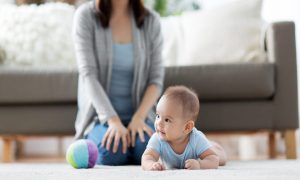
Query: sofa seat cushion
0 66 78 104
164 62 275 100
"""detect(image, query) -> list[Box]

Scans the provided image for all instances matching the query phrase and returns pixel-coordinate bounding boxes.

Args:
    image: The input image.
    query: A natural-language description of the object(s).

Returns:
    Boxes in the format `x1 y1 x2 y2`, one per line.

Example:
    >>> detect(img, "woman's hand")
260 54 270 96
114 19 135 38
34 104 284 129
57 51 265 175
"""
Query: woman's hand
101 116 130 154
127 114 154 147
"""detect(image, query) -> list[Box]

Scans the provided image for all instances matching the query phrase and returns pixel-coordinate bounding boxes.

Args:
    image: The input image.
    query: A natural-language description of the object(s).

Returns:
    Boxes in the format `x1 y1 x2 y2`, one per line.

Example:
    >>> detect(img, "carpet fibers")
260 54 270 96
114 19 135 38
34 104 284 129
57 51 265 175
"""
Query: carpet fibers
0 160 299 180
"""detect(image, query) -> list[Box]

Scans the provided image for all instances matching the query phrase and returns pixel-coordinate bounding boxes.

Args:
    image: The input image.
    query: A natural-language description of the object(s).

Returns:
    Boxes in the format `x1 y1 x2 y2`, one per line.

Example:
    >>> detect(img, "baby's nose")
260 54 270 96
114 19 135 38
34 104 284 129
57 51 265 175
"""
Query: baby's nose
157 119 163 127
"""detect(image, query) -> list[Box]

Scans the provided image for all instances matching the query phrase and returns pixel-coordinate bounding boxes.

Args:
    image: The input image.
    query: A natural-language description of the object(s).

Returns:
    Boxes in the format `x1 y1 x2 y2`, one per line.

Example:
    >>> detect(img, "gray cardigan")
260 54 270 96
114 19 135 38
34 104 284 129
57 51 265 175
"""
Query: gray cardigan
73 1 164 139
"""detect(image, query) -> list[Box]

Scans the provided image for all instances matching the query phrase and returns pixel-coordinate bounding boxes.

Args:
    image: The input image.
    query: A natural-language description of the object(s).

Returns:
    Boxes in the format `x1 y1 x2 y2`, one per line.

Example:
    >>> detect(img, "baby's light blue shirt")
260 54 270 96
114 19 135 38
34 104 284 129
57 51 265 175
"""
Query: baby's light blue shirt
147 128 212 169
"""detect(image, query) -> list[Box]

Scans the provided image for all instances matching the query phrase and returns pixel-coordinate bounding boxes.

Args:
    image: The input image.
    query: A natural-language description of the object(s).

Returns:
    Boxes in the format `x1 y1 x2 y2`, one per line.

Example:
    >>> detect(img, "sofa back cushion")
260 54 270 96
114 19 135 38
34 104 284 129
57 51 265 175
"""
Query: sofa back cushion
164 63 274 100
0 63 274 104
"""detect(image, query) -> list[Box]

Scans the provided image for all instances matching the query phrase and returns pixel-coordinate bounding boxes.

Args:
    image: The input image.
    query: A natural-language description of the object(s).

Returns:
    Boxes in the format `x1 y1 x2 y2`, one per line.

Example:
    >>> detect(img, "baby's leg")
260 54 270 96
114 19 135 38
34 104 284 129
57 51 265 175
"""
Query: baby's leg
210 141 227 166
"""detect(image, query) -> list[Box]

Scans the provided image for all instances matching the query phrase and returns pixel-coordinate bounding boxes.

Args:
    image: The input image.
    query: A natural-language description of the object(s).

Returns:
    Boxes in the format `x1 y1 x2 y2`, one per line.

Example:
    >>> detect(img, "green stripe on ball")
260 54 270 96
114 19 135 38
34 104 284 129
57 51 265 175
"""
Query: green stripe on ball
66 144 78 168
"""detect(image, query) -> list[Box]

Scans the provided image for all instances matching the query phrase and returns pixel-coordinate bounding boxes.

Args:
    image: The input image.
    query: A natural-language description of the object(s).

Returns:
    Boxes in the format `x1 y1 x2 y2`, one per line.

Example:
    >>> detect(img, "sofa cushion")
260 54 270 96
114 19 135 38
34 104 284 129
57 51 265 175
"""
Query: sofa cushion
0 63 274 103
164 62 275 100
0 104 77 134
0 66 78 104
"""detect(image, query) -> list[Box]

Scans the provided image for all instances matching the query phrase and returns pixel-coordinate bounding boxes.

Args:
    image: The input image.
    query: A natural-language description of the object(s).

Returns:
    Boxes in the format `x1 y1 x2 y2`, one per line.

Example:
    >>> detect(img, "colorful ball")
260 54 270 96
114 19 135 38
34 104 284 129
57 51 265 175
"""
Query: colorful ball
66 139 99 169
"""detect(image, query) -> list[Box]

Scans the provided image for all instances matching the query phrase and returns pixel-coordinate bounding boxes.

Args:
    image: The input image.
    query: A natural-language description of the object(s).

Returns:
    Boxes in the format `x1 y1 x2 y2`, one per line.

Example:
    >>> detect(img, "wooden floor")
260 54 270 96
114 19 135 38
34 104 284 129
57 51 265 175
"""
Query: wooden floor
16 156 66 163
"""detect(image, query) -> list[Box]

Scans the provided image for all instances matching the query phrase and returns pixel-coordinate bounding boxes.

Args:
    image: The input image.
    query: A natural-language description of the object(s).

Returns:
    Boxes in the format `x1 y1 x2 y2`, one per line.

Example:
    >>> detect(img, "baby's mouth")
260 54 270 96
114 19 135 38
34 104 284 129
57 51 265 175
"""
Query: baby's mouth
157 129 166 135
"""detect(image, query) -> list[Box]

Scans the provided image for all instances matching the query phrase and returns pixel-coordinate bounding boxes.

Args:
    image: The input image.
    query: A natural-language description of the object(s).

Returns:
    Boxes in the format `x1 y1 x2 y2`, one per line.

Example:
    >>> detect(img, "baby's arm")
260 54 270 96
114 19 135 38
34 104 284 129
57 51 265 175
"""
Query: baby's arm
142 148 165 171
185 148 219 170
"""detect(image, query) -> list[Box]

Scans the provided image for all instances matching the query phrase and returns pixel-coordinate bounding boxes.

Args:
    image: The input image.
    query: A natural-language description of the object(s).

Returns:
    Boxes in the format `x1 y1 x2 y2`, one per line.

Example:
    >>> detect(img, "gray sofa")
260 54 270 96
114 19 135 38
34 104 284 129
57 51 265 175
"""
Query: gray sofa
0 21 298 162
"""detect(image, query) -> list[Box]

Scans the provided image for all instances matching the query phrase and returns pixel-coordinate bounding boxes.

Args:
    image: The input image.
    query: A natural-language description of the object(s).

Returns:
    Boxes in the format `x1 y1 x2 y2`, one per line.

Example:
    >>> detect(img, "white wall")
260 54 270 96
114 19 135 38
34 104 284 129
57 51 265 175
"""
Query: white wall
262 0 300 75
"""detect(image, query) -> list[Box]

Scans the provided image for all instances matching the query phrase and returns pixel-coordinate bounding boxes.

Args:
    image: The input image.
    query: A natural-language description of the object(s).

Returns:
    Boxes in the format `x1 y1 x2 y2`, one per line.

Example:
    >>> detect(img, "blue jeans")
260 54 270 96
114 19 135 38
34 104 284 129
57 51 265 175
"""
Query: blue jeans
86 119 155 165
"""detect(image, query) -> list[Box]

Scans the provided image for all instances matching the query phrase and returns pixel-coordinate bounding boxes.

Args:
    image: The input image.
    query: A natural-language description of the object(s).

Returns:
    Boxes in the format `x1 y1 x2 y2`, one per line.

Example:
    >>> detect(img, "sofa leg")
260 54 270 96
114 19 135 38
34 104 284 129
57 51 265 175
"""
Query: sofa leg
15 139 24 159
268 131 277 159
283 130 297 159
2 137 15 162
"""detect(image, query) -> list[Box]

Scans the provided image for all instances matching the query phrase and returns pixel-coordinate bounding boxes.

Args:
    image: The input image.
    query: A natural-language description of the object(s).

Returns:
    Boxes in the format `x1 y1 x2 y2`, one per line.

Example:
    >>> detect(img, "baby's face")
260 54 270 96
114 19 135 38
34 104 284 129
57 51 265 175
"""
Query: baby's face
155 96 187 142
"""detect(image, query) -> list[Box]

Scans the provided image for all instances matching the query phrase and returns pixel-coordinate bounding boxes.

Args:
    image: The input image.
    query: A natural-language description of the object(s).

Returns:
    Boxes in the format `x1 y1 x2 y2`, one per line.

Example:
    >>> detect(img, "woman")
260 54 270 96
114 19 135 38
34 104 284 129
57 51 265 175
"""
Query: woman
73 0 164 165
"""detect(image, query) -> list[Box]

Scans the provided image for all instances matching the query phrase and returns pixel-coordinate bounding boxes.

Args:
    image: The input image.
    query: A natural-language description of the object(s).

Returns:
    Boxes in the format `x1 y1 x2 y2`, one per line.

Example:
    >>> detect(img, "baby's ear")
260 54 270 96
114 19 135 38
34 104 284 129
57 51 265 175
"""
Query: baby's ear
184 120 195 134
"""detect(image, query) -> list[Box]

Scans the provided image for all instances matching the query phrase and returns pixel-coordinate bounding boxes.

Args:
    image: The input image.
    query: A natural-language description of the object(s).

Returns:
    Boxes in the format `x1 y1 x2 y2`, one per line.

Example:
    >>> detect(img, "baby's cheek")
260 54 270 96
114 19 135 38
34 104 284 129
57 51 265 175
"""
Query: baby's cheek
154 122 158 131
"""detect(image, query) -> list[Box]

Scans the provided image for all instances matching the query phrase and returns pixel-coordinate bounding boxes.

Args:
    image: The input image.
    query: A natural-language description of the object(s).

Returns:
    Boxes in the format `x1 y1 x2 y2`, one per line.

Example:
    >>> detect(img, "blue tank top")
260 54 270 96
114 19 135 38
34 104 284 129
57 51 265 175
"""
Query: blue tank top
108 43 134 124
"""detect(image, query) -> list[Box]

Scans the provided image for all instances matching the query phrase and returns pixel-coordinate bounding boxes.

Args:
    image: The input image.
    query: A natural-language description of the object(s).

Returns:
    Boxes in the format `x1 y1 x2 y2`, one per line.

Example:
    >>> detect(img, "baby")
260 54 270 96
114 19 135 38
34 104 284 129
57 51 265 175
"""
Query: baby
142 85 227 170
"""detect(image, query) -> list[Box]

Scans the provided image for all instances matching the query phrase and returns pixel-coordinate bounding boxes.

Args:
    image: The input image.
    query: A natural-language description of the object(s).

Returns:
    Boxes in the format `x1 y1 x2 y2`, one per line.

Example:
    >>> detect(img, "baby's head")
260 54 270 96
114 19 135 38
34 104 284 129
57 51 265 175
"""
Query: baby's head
155 86 200 141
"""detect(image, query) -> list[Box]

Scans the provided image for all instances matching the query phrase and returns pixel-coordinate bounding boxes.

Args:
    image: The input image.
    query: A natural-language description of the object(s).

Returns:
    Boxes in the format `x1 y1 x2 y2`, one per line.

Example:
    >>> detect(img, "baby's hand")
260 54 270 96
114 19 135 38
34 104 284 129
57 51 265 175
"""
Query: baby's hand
185 159 200 170
151 162 165 171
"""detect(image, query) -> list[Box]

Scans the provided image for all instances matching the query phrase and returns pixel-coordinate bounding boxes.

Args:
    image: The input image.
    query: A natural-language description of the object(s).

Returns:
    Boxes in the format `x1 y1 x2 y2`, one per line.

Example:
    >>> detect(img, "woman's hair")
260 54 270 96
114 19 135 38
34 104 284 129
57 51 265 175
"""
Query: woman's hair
95 0 148 28
163 86 200 122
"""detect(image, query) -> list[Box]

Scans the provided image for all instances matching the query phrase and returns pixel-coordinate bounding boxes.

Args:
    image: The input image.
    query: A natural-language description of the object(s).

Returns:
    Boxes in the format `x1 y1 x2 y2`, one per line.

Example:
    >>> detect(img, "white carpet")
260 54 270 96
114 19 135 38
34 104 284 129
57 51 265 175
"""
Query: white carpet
0 160 299 180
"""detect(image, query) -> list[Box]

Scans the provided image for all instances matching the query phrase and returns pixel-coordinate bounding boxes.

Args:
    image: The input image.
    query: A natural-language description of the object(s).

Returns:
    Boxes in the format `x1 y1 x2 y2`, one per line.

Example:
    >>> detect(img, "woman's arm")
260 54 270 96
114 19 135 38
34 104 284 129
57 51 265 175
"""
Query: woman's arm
135 12 164 119
73 5 117 124
148 12 165 95
73 5 129 152
135 84 160 120
127 13 164 146
128 84 160 146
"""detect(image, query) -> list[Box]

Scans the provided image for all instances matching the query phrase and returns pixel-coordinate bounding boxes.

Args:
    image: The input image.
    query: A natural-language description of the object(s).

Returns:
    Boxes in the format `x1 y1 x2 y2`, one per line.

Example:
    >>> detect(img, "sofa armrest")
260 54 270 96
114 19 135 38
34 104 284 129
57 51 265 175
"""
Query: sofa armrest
266 21 299 129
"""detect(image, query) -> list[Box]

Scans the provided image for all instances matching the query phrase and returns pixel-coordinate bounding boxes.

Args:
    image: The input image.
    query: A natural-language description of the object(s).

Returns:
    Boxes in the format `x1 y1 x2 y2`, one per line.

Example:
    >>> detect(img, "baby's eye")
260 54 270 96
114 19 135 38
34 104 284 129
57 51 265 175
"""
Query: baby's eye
156 114 160 119
164 118 170 123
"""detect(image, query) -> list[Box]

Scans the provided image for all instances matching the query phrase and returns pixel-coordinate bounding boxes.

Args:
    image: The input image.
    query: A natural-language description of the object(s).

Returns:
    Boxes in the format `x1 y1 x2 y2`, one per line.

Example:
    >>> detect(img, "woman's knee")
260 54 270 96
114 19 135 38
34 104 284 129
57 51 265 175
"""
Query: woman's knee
131 133 151 164
135 133 151 149
97 145 128 165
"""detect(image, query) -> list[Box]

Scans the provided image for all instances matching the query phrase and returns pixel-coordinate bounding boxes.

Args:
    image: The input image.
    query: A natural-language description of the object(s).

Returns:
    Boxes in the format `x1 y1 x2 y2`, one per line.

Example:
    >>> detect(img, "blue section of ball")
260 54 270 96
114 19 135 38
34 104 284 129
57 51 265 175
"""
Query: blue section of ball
72 139 89 168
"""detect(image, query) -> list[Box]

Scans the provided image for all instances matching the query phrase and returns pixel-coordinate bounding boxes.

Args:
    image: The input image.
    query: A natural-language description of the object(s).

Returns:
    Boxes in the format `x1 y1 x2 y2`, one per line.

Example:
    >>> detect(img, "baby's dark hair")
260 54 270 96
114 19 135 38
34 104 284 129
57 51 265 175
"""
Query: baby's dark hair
163 85 200 122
